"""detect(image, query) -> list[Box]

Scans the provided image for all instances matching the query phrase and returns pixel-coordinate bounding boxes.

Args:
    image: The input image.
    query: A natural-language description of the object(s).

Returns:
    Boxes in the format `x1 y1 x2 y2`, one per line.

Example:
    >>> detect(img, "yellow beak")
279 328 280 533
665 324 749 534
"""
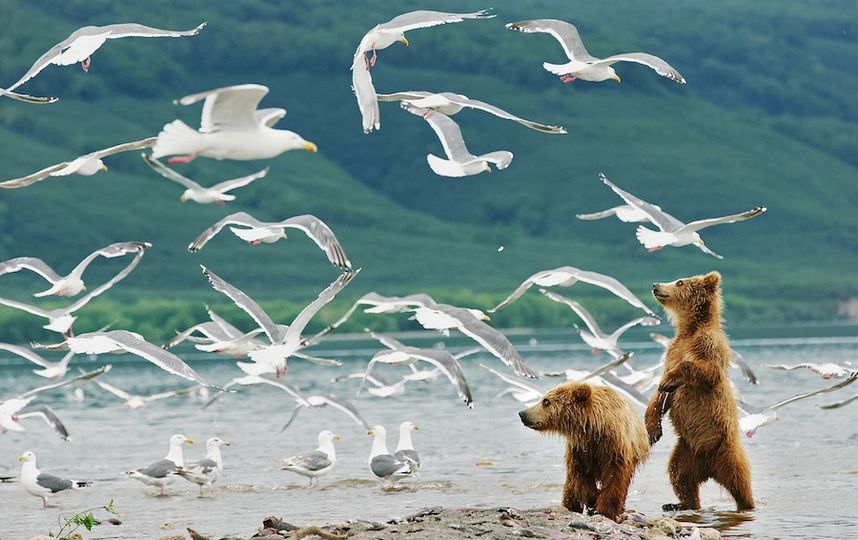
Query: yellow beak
179 195 188 203
184 438 194 445
613 74 621 83
367 429 374 436
100 164 108 172
401 37 409 46
412 424 421 431
17 455 26 462
333 433 343 441
303 141 318 153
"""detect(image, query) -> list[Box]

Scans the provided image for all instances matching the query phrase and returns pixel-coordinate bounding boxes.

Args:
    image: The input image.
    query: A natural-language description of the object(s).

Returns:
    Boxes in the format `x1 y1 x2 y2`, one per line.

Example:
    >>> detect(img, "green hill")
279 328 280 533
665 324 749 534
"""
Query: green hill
0 0 856 342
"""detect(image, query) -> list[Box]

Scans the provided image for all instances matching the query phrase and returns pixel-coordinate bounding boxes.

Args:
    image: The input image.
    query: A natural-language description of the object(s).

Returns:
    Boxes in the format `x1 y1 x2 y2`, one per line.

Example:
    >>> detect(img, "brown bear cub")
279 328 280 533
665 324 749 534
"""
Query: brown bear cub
646 271 754 511
519 381 649 520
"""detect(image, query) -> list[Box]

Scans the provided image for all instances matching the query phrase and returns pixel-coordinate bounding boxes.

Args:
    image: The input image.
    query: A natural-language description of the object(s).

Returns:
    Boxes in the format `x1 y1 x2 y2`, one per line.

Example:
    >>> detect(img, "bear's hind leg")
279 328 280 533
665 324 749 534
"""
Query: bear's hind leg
594 460 634 520
665 438 705 511
712 441 755 510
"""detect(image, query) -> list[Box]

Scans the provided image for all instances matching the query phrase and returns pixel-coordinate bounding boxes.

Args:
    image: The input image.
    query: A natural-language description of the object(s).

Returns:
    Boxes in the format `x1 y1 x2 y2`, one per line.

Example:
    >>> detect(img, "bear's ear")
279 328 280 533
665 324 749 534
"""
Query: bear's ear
703 271 721 289
570 385 592 403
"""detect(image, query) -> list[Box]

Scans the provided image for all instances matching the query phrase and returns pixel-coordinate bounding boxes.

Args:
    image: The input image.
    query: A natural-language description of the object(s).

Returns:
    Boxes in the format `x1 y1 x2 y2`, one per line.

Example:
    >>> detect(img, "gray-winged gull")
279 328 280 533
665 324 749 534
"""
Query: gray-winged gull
152 84 317 163
367 425 416 486
281 430 341 487
0 241 150 297
175 437 230 496
394 421 421 469
142 154 268 204
189 212 351 270
762 362 853 380
0 138 157 189
91 377 193 409
599 173 766 259
505 19 685 84
127 433 194 495
0 343 73 379
19 451 91 507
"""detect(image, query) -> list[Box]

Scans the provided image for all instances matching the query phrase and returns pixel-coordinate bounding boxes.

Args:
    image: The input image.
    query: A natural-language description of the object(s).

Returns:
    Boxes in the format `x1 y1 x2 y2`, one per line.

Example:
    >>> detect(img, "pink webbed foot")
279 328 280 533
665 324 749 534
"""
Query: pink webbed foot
249 240 262 246
167 154 197 165
647 246 663 253
591 348 602 356
81 57 91 73
560 74 576 83
215 200 225 206
369 48 378 68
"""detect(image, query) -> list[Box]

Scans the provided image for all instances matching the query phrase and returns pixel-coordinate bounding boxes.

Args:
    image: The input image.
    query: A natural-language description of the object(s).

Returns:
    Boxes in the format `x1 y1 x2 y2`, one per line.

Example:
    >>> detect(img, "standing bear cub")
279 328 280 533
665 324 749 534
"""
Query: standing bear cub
646 271 754 511
519 381 649 520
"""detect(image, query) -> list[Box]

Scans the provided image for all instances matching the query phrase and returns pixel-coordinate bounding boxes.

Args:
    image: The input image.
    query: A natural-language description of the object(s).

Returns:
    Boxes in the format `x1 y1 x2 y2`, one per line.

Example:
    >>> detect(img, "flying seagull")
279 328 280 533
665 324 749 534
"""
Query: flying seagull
762 362 854 380
281 430 341 487
0 343 74 380
739 372 857 437
4 22 206 93
505 19 685 84
0 87 57 104
142 154 268 204
189 212 351 270
403 104 513 177
1 400 69 441
377 91 565 134
91 377 193 409
163 305 267 357
174 437 230 496
0 138 157 189
412 303 537 378
18 451 91 507
202 266 359 376
491 265 656 316
152 84 317 163
334 371 408 398
127 434 194 495
577 203 661 223
282 394 370 432
819 393 858 410
599 173 766 259
0 248 146 335
540 289 659 358
0 241 150 297
351 9 493 133
650 332 757 385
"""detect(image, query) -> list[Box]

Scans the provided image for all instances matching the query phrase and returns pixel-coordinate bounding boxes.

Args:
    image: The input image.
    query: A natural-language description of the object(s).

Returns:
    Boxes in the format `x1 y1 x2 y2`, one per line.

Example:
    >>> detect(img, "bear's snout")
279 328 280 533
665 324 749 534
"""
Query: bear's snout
519 408 540 430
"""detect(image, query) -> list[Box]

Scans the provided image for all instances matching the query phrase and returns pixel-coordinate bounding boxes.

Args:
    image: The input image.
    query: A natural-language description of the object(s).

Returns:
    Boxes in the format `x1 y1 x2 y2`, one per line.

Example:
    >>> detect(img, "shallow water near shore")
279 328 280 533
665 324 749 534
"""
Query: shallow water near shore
1 326 857 539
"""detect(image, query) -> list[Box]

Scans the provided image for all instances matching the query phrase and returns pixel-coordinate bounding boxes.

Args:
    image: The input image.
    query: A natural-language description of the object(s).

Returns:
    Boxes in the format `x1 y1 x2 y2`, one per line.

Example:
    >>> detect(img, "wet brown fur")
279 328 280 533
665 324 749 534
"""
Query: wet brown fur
519 381 649 520
646 271 754 511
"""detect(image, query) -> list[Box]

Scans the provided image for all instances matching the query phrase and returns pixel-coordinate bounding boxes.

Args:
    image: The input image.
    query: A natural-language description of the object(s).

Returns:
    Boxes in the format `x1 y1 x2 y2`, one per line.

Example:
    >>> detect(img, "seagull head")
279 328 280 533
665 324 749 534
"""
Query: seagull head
99 161 108 172
320 430 342 443
399 35 409 46
277 130 318 153
179 191 191 203
170 433 193 446
207 437 230 449
483 162 492 174
468 308 490 321
609 68 621 83
18 451 35 463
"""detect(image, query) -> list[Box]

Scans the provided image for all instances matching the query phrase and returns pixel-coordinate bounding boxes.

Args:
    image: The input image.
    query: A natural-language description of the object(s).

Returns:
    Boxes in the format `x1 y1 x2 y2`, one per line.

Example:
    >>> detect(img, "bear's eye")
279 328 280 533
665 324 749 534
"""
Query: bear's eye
542 398 550 407
676 280 684 286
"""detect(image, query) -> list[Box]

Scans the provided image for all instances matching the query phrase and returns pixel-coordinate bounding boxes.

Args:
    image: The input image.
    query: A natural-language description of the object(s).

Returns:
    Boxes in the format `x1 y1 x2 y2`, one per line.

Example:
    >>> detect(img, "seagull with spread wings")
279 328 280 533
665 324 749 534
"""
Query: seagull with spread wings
189 211 351 270
0 138 157 189
152 84 317 163
90 377 193 409
599 173 766 259
505 19 685 85
0 343 74 380
142 154 268 204
0 241 150 297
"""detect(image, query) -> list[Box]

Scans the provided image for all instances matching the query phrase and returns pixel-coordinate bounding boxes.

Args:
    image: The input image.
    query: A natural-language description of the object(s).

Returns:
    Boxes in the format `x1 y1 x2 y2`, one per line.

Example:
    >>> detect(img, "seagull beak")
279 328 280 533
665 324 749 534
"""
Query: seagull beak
367 429 374 436
223 441 231 446
179 194 188 203
100 164 108 172
613 74 621 83
303 141 318 153
699 239 705 246
412 424 421 431
401 37 409 46
333 433 342 441
184 438 194 445
17 455 26 462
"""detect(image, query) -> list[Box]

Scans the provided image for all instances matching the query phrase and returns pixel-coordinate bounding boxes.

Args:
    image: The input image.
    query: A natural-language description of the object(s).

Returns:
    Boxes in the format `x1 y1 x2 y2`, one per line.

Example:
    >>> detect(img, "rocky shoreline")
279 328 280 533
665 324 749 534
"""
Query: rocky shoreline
154 506 721 540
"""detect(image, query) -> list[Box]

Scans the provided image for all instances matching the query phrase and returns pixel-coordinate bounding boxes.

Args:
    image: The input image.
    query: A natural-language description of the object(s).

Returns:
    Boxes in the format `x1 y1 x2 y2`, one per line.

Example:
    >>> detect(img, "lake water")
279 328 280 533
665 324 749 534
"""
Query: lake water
1 327 857 539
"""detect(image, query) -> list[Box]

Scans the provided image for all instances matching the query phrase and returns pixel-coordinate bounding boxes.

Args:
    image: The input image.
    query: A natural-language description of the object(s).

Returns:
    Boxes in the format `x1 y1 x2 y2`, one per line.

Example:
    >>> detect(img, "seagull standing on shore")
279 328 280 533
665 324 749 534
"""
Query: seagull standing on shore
395 421 421 469
367 425 416 486
127 434 194 495
175 437 230 496
281 430 341 487
19 451 90 508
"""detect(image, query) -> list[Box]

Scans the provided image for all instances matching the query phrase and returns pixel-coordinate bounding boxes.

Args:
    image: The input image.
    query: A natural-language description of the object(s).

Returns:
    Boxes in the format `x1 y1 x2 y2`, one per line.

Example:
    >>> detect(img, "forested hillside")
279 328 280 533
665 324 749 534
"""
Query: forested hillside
0 0 856 342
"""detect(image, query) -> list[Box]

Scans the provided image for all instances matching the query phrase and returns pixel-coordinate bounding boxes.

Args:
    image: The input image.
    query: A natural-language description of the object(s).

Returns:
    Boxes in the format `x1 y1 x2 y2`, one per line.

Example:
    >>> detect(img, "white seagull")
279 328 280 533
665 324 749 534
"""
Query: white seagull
0 249 146 335
412 303 537 378
351 9 493 133
505 19 685 84
19 451 90 508
127 434 194 495
281 393 370 432
490 265 656 316
336 371 408 398
403 104 513 177
599 173 766 259
739 372 857 437
189 212 351 270
377 91 565 134
540 289 659 358
394 421 421 469
142 154 268 204
91 377 192 409
0 343 74 379
163 305 265 357
762 362 854 380
0 241 150 297
367 425 416 486
152 84 317 163
281 430 341 487
0 138 157 189
202 266 359 377
174 437 230 496
4 22 206 93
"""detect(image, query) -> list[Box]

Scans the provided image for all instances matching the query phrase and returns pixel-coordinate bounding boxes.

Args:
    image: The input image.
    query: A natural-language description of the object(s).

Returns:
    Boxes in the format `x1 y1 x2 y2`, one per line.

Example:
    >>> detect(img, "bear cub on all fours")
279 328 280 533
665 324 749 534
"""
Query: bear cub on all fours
646 271 755 512
519 381 649 520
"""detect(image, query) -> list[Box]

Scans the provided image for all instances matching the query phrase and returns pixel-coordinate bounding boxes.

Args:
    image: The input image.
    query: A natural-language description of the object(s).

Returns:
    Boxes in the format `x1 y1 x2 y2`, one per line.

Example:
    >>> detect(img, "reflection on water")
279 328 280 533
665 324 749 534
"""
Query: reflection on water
1 328 857 539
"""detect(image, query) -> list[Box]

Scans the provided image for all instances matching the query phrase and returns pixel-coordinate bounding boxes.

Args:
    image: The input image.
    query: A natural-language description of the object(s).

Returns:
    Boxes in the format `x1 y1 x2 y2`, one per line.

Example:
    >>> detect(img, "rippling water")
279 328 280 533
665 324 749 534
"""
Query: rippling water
1 328 857 539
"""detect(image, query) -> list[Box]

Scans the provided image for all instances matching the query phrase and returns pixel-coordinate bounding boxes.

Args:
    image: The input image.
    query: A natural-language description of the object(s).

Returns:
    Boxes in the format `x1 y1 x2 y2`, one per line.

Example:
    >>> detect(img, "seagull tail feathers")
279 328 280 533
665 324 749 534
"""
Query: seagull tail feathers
635 226 673 250
151 120 203 159
543 61 574 76
427 154 467 178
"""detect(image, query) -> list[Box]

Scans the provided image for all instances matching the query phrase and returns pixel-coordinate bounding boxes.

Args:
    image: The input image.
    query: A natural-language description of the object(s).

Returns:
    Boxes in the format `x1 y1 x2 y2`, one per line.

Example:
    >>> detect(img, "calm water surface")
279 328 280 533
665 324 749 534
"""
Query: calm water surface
1 328 857 539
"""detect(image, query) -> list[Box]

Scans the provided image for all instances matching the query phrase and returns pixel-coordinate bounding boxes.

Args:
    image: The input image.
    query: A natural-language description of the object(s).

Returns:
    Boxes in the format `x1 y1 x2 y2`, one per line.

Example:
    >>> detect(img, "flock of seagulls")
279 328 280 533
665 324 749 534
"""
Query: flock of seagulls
0 7 854 517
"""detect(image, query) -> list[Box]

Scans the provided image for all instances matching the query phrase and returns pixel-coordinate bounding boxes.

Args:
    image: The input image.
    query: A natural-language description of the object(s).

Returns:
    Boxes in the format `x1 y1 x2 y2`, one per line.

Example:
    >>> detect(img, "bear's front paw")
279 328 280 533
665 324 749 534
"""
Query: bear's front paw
647 423 663 445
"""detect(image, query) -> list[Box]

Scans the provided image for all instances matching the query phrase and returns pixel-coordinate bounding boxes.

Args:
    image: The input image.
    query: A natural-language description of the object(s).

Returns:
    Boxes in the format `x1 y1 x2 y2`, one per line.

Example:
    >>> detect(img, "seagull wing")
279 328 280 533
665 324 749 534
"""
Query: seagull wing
71 241 150 278
596 52 685 83
176 84 269 132
677 207 767 234
480 363 541 394
377 10 493 33
0 343 53 368
283 270 360 347
400 347 474 407
650 332 672 348
200 265 283 343
16 404 69 440
210 167 269 194
0 87 57 104
284 450 331 471
440 93 566 134
92 379 133 400
404 105 474 161
490 269 559 312
608 316 660 341
308 394 370 429
0 297 51 318
188 212 267 252
599 173 684 232
376 91 432 102
576 208 620 220
90 137 158 159
279 215 352 270
14 365 111 400
573 270 657 316
367 330 408 351
65 248 145 313
141 154 203 190
729 349 758 385
351 59 380 133
505 19 596 62
103 21 207 39
0 257 62 283
538 289 604 337
0 161 73 189
598 372 649 407
583 352 633 380
763 372 858 414
102 330 213 387
819 393 858 410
